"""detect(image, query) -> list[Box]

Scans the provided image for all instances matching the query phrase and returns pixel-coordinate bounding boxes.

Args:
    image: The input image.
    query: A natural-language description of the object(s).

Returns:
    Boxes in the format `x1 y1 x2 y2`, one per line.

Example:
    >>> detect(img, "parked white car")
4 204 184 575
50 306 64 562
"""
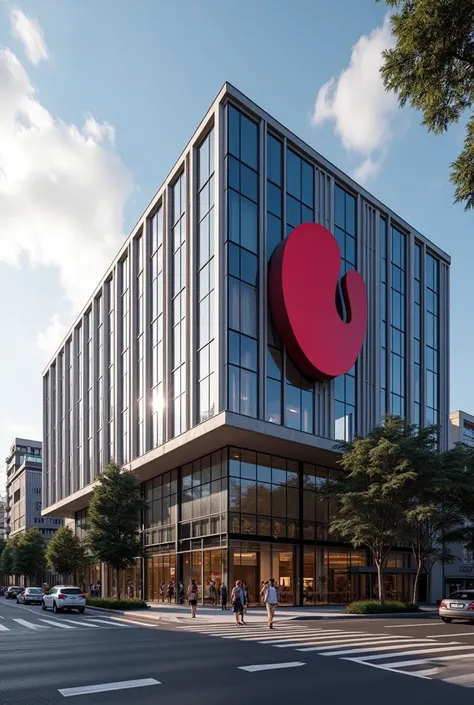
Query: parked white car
42 586 86 613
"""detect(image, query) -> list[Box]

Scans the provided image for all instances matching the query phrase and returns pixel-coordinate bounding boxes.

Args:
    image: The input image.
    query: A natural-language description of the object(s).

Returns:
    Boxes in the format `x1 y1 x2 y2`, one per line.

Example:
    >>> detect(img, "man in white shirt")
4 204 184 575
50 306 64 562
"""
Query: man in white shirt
264 578 279 629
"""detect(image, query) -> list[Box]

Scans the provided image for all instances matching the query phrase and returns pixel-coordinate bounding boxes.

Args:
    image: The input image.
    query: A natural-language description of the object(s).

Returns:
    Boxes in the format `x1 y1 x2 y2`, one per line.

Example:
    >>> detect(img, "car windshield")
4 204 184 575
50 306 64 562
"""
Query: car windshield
61 588 83 595
449 591 474 599
26 588 42 594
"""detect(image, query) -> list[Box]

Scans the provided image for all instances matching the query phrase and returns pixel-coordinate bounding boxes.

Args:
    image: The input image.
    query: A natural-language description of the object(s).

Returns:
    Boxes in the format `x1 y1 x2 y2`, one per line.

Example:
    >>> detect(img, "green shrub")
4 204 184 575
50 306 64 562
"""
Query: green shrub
344 600 420 614
86 597 149 610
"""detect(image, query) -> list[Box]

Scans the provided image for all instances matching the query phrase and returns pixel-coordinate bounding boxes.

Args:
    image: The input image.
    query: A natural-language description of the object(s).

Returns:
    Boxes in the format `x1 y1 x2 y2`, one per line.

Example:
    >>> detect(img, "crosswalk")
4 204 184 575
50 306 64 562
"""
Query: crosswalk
0 614 138 635
177 622 474 687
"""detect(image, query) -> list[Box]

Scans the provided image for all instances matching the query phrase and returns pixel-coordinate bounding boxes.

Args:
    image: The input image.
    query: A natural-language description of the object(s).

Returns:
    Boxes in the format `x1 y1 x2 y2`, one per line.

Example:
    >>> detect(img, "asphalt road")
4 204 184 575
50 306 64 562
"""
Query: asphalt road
2 598 474 704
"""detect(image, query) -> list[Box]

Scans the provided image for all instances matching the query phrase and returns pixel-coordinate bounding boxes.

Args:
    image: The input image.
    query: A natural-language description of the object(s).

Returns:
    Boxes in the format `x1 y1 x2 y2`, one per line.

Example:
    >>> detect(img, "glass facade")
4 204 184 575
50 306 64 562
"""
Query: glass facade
390 226 406 417
150 208 164 448
226 104 259 418
380 218 388 417
135 234 145 457
425 253 439 426
171 172 187 437
136 446 417 605
106 278 114 463
413 242 422 426
197 129 216 423
119 256 130 463
334 185 357 440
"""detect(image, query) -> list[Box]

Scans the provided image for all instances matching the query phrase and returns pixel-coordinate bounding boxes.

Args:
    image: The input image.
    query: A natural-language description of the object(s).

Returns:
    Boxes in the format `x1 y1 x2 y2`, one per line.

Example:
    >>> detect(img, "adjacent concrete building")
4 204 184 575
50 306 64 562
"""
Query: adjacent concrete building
5 438 62 540
0 495 6 542
42 83 450 604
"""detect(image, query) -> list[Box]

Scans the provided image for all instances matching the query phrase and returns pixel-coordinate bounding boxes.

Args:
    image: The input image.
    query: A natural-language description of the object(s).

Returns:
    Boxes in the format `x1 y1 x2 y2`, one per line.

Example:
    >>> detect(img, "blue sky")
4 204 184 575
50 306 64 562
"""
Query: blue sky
0 0 471 480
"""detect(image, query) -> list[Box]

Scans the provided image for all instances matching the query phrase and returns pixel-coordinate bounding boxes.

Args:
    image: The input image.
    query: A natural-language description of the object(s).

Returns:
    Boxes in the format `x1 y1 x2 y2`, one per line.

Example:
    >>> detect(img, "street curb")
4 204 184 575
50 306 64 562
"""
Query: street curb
85 604 152 616
290 611 438 621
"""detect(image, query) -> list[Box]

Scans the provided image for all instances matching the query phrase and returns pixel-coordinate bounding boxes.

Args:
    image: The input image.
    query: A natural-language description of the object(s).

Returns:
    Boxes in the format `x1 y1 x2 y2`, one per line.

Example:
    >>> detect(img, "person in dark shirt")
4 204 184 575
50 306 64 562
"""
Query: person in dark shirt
220 583 228 610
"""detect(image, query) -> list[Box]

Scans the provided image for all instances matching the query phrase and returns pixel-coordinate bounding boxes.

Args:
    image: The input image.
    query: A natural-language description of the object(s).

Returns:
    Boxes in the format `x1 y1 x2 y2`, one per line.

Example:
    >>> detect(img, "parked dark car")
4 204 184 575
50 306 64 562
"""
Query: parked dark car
5 586 24 599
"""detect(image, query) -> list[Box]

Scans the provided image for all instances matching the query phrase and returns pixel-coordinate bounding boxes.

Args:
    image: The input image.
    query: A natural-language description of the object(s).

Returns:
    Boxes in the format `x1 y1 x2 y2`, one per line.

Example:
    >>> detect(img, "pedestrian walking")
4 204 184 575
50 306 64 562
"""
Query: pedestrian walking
220 583 228 610
264 578 279 629
187 579 198 618
231 580 245 626
159 581 166 602
178 581 185 604
167 581 174 603
209 581 217 606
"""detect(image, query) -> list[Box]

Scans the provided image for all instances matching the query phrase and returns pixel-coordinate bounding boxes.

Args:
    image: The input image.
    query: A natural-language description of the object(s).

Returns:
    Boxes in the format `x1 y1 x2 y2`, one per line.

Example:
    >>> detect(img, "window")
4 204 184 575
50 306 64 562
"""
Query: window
334 185 357 440
119 256 130 463
380 219 388 417
36 501 42 511
144 470 178 545
390 226 406 417
171 172 187 437
150 208 164 449
180 451 226 541
226 105 259 418
229 448 300 539
425 253 439 426
413 242 422 426
105 278 115 463
197 130 216 423
135 234 145 457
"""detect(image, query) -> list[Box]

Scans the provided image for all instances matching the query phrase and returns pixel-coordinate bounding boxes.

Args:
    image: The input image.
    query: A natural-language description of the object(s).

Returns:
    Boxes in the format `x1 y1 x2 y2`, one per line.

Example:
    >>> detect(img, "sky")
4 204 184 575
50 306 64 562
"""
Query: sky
0 0 471 485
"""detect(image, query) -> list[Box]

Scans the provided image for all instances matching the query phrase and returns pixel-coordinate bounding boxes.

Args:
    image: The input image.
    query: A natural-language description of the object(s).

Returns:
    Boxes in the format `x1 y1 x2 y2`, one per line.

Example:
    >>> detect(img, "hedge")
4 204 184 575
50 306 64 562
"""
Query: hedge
344 600 420 614
86 597 149 610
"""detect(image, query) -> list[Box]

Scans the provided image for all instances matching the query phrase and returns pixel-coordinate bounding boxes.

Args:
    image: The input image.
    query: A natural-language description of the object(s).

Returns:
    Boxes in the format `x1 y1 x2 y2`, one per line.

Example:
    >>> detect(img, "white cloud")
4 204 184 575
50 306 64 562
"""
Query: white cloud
0 43 133 355
312 14 398 183
10 7 49 65
37 312 72 356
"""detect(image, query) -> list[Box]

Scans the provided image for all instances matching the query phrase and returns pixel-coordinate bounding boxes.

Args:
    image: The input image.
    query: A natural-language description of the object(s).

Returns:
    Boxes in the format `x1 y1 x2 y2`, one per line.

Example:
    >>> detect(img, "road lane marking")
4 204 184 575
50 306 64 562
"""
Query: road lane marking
443 673 474 686
0 623 9 631
429 632 474 638
321 640 450 656
12 618 49 630
271 634 382 648
251 633 367 645
355 644 474 661
359 651 474 669
39 619 77 629
346 660 432 679
58 678 161 697
84 618 130 627
58 619 102 628
384 622 439 628
240 632 360 643
297 636 423 652
238 661 306 673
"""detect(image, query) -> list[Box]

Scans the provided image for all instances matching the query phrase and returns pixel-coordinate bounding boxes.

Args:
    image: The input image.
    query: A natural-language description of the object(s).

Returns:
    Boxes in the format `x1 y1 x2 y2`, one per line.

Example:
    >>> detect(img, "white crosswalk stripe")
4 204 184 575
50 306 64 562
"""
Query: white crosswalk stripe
177 620 474 688
84 618 131 627
39 618 77 629
12 618 49 631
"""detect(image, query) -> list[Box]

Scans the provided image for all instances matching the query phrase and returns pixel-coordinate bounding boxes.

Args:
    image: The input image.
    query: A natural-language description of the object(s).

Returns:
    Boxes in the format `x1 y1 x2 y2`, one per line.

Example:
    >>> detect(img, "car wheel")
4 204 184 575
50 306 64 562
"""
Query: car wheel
53 601 58 613
42 600 47 611
16 597 19 604
78 607 85 614
441 617 452 623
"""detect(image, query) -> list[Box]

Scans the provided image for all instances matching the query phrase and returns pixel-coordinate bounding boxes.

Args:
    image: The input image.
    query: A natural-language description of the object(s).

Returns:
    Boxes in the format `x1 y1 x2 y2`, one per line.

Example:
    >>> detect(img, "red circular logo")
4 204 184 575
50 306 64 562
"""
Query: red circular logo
268 223 367 381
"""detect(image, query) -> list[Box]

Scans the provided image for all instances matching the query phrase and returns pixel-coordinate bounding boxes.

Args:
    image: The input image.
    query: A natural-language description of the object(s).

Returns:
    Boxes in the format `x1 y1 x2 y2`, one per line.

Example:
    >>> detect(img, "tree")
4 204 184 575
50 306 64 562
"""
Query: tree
327 416 422 603
88 463 146 598
12 529 46 583
0 538 13 580
378 0 474 210
398 431 472 604
46 526 86 582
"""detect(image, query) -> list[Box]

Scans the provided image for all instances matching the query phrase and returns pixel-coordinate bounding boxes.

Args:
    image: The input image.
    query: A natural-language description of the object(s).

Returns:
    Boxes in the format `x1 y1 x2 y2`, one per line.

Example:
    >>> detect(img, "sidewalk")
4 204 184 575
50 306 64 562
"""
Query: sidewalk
138 602 438 623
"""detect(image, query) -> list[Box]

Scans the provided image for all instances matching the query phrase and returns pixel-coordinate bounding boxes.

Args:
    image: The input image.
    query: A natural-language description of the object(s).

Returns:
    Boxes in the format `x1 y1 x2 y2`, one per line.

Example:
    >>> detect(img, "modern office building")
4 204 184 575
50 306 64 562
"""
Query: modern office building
5 438 62 539
42 83 450 604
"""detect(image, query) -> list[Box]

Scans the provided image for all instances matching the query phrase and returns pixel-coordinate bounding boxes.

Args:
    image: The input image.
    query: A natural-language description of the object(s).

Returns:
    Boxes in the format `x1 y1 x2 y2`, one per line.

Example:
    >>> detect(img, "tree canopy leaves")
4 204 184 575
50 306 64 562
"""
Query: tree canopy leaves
379 0 474 210
45 526 86 579
12 529 46 580
88 463 145 596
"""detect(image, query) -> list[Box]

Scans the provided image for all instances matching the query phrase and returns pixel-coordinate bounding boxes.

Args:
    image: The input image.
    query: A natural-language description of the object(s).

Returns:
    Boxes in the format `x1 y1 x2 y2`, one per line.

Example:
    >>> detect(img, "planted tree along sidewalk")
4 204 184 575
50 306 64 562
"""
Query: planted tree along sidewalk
45 526 87 584
87 462 146 599
12 529 46 585
328 415 474 604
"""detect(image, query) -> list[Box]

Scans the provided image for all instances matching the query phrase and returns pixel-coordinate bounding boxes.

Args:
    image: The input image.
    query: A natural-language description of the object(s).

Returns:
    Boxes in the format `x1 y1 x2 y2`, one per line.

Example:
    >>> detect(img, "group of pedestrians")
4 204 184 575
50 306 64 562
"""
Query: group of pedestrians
159 580 186 604
185 578 280 628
